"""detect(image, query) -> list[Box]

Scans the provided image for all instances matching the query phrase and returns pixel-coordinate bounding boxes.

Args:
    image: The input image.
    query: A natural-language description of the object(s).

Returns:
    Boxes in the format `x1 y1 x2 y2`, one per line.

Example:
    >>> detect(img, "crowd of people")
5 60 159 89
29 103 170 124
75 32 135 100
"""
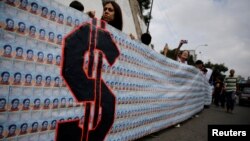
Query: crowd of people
159 38 238 114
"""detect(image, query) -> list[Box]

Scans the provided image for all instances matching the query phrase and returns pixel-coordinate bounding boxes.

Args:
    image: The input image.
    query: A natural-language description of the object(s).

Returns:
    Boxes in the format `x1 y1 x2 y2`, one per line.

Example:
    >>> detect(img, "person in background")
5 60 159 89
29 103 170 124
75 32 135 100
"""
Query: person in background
224 69 238 113
86 1 123 31
195 60 204 71
176 50 189 64
161 43 169 56
161 40 188 61
213 79 223 107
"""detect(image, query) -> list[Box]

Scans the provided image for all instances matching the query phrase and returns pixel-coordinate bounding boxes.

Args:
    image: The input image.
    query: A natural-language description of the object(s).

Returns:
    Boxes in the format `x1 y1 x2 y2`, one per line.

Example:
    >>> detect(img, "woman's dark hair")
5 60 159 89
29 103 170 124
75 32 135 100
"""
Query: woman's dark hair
102 1 123 31
69 1 84 12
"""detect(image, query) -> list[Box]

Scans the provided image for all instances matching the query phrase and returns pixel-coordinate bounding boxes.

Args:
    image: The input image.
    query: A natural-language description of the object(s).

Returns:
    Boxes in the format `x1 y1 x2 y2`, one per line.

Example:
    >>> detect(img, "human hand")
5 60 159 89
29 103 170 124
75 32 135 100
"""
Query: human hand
87 11 96 18
180 40 188 44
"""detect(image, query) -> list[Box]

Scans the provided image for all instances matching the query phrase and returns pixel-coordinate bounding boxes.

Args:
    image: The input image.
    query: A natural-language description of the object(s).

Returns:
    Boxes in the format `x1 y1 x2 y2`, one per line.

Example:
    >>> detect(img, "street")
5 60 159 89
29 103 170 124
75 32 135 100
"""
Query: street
137 104 250 141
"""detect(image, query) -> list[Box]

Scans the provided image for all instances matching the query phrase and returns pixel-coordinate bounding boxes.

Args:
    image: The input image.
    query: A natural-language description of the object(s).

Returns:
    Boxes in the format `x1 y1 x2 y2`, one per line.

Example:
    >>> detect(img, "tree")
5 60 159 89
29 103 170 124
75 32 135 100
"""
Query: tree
137 0 152 24
204 61 228 82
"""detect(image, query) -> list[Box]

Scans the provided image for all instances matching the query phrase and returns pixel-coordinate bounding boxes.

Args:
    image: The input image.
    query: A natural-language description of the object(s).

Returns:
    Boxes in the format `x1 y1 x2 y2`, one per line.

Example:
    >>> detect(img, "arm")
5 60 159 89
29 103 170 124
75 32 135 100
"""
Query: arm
174 40 187 60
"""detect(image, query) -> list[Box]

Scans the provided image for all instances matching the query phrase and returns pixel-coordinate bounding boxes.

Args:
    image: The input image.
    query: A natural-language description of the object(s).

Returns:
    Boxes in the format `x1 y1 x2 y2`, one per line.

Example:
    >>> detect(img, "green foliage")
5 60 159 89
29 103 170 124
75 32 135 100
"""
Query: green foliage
204 61 228 81
138 0 151 12
137 0 152 24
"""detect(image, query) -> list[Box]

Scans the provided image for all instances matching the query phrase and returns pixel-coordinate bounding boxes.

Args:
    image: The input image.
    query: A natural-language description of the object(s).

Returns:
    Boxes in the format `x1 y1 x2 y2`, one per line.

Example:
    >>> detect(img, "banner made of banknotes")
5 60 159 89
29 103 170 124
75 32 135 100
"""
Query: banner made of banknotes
0 0 212 141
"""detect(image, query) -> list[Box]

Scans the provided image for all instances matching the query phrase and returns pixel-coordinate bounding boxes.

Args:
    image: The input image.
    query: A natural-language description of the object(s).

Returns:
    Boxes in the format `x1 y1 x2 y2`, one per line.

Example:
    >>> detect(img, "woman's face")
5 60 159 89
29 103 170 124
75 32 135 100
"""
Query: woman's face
181 50 189 60
102 3 115 22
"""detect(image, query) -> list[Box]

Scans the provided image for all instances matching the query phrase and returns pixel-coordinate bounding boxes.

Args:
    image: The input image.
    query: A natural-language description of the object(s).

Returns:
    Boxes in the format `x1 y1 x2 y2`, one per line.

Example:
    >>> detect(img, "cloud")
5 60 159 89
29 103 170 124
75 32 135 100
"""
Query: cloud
150 0 250 78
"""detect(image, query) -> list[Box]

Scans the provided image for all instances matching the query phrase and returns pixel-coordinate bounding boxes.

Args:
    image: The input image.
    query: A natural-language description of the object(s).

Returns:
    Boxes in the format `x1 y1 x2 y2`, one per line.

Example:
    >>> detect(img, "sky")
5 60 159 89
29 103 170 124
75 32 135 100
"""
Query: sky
149 0 250 79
